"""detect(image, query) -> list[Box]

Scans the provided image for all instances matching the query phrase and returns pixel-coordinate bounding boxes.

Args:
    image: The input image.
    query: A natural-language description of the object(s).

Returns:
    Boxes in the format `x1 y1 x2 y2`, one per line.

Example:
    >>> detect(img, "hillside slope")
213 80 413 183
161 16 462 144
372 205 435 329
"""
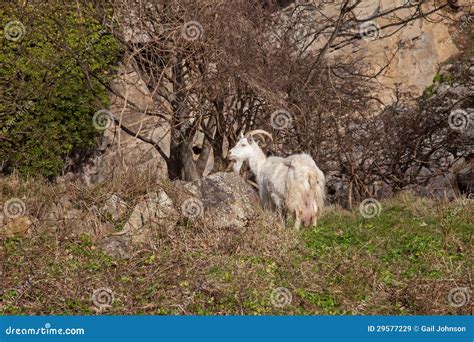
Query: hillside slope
1 174 471 315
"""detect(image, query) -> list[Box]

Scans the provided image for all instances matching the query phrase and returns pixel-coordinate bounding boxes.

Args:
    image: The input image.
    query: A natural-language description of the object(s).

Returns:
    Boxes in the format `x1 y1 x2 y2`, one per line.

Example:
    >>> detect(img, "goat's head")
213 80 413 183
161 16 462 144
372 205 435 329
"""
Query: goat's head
228 135 254 162
228 130 272 162
228 130 272 173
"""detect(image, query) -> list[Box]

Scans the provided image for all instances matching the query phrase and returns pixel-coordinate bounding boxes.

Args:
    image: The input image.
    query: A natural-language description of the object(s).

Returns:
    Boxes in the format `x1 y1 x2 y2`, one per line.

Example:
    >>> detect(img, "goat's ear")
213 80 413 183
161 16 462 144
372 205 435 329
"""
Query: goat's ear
247 136 254 144
240 132 244 139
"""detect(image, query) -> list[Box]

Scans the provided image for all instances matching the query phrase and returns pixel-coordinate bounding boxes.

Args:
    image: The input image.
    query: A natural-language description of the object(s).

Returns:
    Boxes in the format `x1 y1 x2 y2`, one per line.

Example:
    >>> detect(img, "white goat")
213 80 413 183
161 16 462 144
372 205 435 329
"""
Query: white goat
228 130 325 229
284 153 326 228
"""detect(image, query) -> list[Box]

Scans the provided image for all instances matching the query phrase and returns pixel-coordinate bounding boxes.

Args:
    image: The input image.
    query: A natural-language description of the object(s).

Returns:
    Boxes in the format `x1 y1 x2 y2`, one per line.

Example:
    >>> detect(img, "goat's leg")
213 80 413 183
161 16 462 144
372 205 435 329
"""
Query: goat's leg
275 206 284 223
311 202 319 227
294 215 302 231
271 193 282 209
290 207 301 231
281 206 289 224
271 194 287 224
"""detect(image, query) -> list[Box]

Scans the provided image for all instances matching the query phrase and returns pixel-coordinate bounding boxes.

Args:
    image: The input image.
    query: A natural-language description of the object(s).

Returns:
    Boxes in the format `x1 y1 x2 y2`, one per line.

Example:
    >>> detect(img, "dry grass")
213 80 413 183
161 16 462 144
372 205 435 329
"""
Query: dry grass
0 174 472 315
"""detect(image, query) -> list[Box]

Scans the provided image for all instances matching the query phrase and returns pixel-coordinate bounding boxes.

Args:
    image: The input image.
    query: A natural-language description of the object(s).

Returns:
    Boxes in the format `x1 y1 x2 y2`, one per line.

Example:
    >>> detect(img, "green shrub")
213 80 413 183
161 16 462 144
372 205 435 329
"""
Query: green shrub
0 2 119 179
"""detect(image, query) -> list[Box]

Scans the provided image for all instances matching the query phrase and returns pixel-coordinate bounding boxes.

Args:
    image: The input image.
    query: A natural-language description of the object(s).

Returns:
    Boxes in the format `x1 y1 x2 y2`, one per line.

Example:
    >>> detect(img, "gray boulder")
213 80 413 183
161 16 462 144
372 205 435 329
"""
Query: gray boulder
180 172 259 229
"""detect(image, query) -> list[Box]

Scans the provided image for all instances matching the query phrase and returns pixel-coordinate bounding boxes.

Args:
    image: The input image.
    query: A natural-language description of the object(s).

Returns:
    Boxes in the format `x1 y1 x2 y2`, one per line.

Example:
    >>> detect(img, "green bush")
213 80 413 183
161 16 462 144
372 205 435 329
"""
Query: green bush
0 2 119 179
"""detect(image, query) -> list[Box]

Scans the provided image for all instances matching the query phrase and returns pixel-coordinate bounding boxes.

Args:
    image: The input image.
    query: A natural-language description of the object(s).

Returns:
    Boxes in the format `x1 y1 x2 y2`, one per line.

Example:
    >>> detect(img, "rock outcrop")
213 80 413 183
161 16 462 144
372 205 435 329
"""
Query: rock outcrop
180 172 259 229
95 172 259 257
63 62 171 185
284 0 472 104
120 190 178 245
326 57 473 205
0 216 32 238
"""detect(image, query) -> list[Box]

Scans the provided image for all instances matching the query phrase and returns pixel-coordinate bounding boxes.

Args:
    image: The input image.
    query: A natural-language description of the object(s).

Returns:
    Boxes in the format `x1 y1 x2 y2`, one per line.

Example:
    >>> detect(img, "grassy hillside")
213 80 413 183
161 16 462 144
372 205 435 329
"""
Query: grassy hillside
0 175 472 315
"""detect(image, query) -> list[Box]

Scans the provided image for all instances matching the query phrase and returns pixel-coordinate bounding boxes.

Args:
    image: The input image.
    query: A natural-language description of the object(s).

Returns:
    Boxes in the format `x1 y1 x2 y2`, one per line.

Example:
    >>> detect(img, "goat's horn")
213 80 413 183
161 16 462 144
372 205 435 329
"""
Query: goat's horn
245 129 273 141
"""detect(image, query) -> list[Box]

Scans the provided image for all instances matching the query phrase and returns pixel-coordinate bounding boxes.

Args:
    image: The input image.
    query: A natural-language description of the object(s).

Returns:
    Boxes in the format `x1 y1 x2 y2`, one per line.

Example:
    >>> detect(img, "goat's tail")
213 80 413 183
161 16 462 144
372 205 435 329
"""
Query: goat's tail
285 157 326 226
308 168 326 215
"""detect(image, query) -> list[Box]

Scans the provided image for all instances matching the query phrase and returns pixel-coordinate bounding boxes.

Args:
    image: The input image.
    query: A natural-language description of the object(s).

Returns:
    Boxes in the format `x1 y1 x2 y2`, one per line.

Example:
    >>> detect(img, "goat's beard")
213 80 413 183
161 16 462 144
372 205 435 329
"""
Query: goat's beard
232 160 243 174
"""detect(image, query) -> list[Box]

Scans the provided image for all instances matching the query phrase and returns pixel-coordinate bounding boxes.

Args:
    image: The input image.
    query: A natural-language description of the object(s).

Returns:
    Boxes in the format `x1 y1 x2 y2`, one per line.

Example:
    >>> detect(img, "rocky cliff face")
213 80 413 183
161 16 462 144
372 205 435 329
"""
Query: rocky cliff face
345 0 468 102
61 62 171 185
286 0 472 104
68 0 472 189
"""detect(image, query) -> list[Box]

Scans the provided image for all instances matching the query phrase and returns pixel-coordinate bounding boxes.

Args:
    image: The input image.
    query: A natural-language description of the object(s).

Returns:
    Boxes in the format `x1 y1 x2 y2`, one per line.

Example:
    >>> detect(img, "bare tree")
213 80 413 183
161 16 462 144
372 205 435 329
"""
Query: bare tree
78 0 465 193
